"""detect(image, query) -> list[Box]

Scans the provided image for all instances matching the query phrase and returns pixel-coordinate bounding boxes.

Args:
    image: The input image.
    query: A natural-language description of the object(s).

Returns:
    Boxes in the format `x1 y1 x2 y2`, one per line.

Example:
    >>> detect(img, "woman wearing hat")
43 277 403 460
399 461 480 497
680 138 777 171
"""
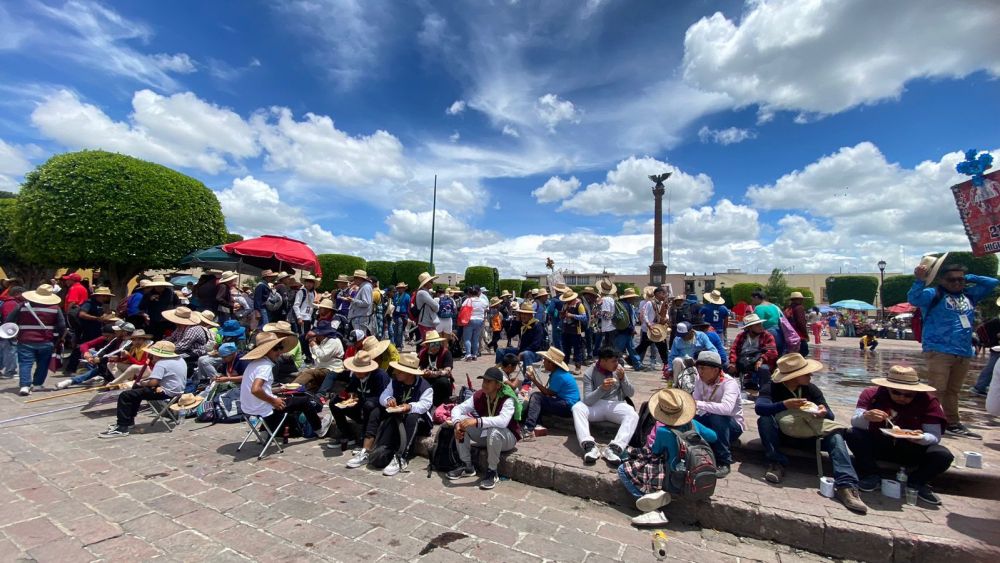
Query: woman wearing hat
784 292 809 356
417 331 454 406
618 388 717 527
845 366 953 505
7 284 66 396
99 340 188 439
336 350 392 459
106 329 154 386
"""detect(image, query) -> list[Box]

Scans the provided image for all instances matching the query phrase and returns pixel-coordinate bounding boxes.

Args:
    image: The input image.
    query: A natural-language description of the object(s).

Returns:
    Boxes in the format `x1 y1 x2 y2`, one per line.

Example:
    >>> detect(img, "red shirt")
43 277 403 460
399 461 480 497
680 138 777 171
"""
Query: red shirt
856 386 946 432
64 283 88 312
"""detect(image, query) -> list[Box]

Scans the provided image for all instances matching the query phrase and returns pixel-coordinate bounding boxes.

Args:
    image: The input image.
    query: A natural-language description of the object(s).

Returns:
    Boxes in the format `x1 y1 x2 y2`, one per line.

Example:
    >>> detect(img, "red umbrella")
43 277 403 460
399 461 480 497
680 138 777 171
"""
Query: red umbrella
222 235 322 275
886 302 915 314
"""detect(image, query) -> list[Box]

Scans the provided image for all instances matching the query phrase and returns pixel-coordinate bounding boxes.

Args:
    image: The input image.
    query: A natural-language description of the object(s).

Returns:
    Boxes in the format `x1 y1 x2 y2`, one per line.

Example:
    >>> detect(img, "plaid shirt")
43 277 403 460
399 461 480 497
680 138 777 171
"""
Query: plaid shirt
167 325 209 357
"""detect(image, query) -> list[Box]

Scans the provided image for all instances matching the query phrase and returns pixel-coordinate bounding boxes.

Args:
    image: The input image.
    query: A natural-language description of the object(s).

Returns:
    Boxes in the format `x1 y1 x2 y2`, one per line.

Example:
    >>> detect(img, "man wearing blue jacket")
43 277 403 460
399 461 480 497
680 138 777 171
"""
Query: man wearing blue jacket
908 254 998 439
666 322 714 378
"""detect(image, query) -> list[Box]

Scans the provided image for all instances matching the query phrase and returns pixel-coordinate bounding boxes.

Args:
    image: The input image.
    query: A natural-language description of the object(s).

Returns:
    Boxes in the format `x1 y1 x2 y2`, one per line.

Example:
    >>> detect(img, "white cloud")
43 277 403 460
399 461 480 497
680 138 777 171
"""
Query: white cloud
697 125 755 145
535 93 580 131
449 131 460 143
214 176 309 236
446 100 466 115
672 199 760 243
682 0 1000 116
152 53 197 74
559 156 714 216
0 139 36 190
501 125 520 138
532 176 580 204
385 209 499 247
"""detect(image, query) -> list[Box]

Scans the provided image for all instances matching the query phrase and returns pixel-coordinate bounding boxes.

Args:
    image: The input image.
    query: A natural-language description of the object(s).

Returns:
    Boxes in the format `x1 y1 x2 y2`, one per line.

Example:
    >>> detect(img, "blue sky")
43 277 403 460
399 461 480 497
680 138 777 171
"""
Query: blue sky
0 0 998 277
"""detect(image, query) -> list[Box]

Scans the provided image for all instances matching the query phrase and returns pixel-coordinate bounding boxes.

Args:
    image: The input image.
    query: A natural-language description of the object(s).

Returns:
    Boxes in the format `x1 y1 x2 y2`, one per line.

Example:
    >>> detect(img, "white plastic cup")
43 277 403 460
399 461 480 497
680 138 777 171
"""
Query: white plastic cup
964 451 983 469
881 479 901 499
819 476 835 498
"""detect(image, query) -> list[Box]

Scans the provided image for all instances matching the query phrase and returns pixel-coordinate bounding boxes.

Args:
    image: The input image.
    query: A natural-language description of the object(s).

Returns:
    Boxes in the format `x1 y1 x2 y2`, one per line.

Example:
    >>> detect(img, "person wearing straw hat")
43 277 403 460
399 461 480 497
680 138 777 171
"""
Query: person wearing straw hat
163 307 209 359
417 330 454 406
636 286 669 370
240 331 333 439
579 286 600 361
908 255 998 439
412 272 440 343
288 322 345 394
390 282 411 350
337 350 392 461
446 366 521 489
253 270 279 327
493 301 546 375
98 340 188 438
290 274 319 363
754 353 868 514
140 275 178 340
726 314 778 391
701 289 730 345
691 350 743 478
199 310 220 353
106 329 154 386
7 284 66 395
345 269 373 335
56 322 133 389
572 346 638 465
618 388 717 527
593 279 618 356
0 285 24 379
214 271 239 323
64 286 116 376
521 347 580 440
365 351 435 476
846 366 953 505
613 287 643 371
558 290 588 373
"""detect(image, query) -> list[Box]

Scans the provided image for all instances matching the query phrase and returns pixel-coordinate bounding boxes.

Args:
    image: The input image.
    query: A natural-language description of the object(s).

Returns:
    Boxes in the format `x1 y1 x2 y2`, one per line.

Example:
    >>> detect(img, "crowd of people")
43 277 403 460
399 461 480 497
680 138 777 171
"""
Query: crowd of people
0 252 995 529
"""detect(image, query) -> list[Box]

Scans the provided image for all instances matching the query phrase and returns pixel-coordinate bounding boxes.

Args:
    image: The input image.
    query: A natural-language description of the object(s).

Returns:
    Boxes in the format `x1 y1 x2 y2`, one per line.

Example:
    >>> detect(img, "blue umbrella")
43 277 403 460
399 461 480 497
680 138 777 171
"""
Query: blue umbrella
830 299 876 311
818 305 836 314
169 275 199 287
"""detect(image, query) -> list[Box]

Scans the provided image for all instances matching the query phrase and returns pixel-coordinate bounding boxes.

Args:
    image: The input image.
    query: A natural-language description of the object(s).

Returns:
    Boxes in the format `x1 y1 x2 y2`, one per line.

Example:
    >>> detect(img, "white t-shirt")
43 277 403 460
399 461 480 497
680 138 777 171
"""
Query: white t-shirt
470 294 488 321
240 358 276 417
599 296 615 332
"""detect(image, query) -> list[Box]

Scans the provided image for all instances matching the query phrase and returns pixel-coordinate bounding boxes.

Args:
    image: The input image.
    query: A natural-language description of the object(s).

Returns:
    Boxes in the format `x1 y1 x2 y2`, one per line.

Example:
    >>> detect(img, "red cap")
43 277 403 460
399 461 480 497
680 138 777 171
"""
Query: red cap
62 273 82 282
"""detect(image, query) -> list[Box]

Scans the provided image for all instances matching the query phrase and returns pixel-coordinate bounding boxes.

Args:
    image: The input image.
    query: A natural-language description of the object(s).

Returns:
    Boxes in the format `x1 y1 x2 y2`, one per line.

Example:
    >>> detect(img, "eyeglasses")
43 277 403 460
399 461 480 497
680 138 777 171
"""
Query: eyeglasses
888 389 915 398
942 277 966 283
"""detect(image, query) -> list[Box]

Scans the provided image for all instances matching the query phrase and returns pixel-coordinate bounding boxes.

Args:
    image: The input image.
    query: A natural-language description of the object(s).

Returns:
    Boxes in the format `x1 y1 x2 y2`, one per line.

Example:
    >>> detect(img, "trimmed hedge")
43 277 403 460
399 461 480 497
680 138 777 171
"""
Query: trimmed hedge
826 275 878 305
521 279 540 295
732 283 763 306
880 275 916 307
465 266 498 295
365 260 395 287
395 260 434 291
718 286 733 306
499 279 523 295
316 254 366 292
933 251 998 278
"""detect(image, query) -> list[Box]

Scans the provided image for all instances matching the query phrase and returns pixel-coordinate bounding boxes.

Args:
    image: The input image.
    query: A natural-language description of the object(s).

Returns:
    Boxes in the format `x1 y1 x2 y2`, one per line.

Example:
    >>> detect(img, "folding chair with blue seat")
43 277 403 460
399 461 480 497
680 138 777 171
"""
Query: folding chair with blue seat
237 413 288 460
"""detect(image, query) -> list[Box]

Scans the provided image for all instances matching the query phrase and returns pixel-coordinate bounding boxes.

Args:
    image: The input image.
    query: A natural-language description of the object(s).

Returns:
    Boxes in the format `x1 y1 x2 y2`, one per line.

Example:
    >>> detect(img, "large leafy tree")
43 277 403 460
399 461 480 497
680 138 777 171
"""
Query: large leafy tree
12 151 226 299
0 196 54 288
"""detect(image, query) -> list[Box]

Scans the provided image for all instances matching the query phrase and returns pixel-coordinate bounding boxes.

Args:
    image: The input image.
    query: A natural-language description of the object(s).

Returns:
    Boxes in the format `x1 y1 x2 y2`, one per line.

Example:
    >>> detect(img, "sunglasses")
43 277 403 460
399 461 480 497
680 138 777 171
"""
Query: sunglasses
888 389 915 398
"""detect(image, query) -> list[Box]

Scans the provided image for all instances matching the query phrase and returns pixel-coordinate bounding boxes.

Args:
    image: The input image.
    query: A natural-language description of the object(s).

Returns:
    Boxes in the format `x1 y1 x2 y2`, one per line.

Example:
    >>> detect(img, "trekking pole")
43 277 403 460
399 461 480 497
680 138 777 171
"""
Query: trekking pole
24 384 118 403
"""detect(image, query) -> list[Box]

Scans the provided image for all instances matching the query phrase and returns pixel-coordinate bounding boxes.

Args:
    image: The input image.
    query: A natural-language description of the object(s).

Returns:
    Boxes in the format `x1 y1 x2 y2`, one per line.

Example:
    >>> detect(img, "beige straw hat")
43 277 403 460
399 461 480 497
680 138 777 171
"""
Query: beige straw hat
361 336 391 358
344 350 380 373
539 347 570 371
416 272 438 289
389 352 424 376
648 324 669 343
871 365 935 393
162 307 203 326
647 388 696 426
23 284 61 306
703 290 725 305
771 353 824 384
200 310 219 327
421 330 447 345
243 331 298 361
145 341 180 358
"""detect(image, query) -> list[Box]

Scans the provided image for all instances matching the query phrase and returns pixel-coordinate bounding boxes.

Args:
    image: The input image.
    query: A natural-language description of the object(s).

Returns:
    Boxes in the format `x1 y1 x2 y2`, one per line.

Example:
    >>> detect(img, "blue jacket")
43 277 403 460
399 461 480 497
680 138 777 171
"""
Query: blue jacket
704 330 728 367
253 281 270 311
668 331 714 366
908 275 999 357
700 303 730 333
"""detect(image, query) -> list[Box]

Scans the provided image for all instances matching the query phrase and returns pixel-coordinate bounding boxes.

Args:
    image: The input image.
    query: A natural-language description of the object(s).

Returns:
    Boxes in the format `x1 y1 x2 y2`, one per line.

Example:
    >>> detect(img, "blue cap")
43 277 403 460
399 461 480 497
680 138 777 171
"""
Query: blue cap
218 343 238 357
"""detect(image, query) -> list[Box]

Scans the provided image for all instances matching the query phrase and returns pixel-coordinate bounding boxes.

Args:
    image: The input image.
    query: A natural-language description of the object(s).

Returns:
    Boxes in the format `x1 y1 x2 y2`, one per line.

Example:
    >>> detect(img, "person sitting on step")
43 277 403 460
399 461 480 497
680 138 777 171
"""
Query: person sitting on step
334 350 391 456
691 350 743 478
521 347 580 440
571 346 638 466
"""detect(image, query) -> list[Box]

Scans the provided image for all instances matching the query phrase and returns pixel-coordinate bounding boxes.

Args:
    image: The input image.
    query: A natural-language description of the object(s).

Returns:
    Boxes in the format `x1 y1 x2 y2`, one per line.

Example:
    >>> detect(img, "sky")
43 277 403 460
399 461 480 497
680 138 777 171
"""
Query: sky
0 0 998 278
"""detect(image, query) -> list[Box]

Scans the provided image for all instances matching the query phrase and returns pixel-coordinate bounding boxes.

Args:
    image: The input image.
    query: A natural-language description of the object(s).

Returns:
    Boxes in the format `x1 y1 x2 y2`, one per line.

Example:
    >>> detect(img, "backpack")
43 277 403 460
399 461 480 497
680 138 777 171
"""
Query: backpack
500 383 525 422
195 387 243 423
408 293 424 324
115 296 129 319
369 418 405 470
439 297 456 319
629 400 656 448
612 300 630 330
779 315 801 348
426 424 463 475
667 428 717 500
456 301 472 327
265 289 283 313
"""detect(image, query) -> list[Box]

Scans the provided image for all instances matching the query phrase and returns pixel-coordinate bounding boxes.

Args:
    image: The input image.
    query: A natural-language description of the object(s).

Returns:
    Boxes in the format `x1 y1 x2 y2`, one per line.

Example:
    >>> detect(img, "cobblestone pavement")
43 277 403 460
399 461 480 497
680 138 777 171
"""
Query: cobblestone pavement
0 371 846 563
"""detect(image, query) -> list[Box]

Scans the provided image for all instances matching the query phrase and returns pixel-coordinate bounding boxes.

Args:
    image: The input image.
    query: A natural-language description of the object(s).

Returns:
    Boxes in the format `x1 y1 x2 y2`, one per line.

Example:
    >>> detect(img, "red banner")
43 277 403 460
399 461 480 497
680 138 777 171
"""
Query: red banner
950 169 1000 256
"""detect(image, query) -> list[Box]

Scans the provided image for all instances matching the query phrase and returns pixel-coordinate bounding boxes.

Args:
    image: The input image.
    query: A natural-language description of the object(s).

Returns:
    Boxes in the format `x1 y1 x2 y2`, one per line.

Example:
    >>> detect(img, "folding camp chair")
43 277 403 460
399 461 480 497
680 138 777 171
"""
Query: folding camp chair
148 395 181 432
237 413 288 460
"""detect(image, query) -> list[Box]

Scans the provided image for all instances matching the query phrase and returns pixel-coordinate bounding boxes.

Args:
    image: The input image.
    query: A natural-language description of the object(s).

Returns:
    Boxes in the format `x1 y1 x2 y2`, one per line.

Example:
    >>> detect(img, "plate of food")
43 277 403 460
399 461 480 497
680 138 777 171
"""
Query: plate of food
385 405 406 413
799 400 821 414
335 399 358 409
880 427 923 439
279 383 301 391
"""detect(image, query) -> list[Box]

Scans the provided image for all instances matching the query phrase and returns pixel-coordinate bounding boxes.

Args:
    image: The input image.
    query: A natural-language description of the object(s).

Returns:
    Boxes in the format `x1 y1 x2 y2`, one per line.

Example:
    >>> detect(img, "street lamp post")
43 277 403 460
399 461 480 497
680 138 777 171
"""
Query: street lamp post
877 259 887 321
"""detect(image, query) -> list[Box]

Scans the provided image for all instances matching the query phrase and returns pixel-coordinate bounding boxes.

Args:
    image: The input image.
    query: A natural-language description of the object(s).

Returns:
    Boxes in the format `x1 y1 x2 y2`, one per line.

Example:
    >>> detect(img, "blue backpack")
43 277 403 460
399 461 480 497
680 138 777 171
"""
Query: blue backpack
438 296 456 319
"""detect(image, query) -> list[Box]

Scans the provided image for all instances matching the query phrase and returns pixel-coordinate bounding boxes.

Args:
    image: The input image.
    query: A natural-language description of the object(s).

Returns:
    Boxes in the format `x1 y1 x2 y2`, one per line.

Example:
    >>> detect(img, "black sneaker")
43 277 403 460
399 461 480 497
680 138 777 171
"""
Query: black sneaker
446 465 476 480
98 426 129 439
858 474 881 492
945 423 982 440
915 485 942 506
715 465 731 479
479 470 499 490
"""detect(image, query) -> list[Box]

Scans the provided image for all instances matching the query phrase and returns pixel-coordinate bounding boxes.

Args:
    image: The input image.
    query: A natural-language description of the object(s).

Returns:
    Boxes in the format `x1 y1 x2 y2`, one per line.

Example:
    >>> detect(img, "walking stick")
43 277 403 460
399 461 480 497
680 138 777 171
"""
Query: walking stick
24 384 120 403
0 403 89 425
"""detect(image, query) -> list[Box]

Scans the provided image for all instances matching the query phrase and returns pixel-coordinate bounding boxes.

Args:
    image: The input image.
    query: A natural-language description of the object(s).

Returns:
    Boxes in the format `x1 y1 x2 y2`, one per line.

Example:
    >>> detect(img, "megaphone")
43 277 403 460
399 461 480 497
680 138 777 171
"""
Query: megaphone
0 322 19 339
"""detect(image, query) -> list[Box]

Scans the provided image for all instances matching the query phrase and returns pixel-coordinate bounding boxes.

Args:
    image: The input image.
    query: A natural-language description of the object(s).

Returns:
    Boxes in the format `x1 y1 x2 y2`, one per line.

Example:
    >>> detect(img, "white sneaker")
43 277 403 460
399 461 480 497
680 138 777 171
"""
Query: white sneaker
382 456 407 476
582 443 601 464
346 450 370 468
56 379 72 390
18 386 30 396
636 490 671 513
32 385 45 392
631 510 669 527
318 414 333 438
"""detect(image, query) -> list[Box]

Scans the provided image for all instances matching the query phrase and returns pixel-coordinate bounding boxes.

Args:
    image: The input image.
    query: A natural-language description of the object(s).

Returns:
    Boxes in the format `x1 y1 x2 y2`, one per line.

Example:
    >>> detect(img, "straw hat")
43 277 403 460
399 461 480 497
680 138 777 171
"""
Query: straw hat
917 253 949 286
389 352 423 376
146 275 173 288
243 331 298 360
162 307 203 326
145 341 180 358
335 274 350 284
538 346 569 371
421 330 447 345
671 295 685 302
23 284 61 305
553 283 569 294
742 314 764 328
489 297 502 307
200 310 219 327
417 272 438 289
643 286 657 300
620 287 640 300
703 290 725 305
220 271 238 283
871 365 935 393
344 350 380 373
648 324 669 343
301 273 318 283
581 286 599 297
559 291 578 303
395 282 408 289
788 291 805 300
596 279 617 296
93 287 114 297
207 269 224 277
647 389 696 426
500 290 512 298
262 321 295 336
261 269 278 278
317 298 335 311
515 302 536 315
771 353 824 383
361 335 391 358
129 329 152 340
138 279 151 289
530 289 539 297
535 288 550 298
352 269 368 280
169 393 205 412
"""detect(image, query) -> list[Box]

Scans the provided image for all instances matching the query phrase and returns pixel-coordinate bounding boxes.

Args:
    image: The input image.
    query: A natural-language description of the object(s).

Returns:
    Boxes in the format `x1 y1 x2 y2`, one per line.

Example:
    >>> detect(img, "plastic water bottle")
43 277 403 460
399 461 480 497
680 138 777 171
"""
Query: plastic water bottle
896 468 907 491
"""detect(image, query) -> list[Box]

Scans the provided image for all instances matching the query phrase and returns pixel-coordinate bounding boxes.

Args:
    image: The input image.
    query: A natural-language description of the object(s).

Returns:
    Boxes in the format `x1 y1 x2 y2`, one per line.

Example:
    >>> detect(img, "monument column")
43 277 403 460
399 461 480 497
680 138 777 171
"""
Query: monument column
648 173 670 285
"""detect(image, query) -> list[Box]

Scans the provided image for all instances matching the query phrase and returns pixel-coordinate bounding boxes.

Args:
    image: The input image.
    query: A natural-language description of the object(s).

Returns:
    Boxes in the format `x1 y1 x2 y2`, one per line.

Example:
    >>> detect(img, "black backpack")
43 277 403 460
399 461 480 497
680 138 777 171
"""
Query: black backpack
667 428 717 500
629 401 657 448
369 418 405 470
426 424 463 476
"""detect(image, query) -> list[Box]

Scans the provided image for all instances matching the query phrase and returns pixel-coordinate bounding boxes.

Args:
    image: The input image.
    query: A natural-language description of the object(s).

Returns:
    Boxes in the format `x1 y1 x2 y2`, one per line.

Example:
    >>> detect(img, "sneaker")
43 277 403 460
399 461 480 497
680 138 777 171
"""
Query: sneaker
479 470 499 490
835 487 868 514
18 386 30 396
346 449 370 468
446 465 476 480
521 431 536 442
603 444 624 466
636 490 671 513
715 465 731 479
970 387 988 397
56 379 73 390
914 485 942 506
858 475 881 492
31 385 45 392
318 414 334 438
945 423 983 440
582 441 601 464
631 510 669 527
382 456 407 476
764 463 785 484
98 427 130 439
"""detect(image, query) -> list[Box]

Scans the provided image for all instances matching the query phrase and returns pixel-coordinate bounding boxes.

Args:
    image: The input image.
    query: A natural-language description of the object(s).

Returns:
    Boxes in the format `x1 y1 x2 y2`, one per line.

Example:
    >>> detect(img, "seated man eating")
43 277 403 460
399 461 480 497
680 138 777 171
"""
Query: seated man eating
98 340 187 439
335 350 391 456
571 347 638 465
362 351 434 476
494 302 546 374
417 330 455 406
521 347 580 440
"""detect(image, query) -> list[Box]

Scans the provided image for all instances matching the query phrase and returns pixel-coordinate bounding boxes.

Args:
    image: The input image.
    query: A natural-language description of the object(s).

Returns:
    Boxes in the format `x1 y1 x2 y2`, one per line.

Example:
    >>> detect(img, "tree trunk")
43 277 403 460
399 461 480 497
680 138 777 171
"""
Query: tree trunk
1 261 57 290
103 264 142 310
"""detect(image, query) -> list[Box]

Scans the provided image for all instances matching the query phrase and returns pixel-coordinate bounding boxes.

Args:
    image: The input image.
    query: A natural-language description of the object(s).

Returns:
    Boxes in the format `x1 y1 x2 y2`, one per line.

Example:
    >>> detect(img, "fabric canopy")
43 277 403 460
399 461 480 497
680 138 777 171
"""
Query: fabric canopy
886 302 916 314
221 235 322 275
830 299 877 311
169 275 199 287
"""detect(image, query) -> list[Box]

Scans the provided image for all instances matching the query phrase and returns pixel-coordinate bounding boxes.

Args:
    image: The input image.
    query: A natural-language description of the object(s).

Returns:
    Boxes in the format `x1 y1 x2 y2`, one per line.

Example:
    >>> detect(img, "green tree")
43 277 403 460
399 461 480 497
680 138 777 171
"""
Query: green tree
465 266 498 295
764 268 790 305
880 274 916 307
222 232 244 244
12 151 226 299
0 198 54 287
394 260 434 290
499 278 523 295
732 282 763 305
826 275 878 304
790 287 816 309
316 254 367 292
718 286 734 307
365 260 396 288
521 279 540 295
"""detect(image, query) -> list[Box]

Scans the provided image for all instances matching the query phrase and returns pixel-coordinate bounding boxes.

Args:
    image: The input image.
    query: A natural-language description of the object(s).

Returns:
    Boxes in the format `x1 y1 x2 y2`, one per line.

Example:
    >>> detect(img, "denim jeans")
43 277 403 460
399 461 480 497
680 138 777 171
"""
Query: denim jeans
0 338 17 376
694 413 743 466
768 327 785 356
18 342 54 388
464 319 484 357
523 392 573 432
71 364 103 385
257 308 270 327
618 464 644 499
561 332 584 366
613 330 641 369
974 349 998 393
757 415 858 488
391 316 407 348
